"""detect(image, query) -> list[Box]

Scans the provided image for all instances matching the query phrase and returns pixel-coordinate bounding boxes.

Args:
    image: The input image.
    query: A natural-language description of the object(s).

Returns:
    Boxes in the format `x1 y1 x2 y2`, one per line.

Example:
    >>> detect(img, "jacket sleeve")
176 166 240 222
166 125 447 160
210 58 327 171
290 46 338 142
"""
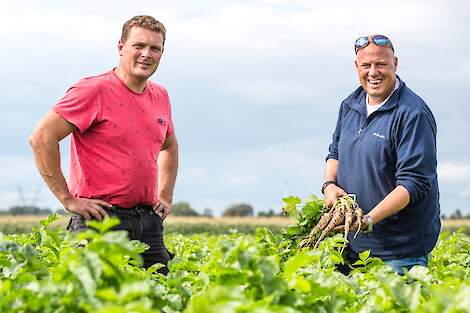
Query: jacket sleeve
326 101 346 161
395 108 437 204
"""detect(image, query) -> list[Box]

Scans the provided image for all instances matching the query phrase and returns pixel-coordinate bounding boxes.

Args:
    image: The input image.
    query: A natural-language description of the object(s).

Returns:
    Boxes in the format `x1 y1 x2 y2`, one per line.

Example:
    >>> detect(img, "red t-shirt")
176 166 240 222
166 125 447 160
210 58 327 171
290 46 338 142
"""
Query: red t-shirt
53 70 174 207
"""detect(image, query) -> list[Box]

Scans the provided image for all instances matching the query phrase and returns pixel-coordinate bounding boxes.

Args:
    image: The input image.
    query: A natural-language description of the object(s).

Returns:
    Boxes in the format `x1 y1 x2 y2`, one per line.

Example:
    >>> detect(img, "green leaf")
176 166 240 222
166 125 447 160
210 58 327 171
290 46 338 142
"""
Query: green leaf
407 265 433 284
119 281 151 302
86 216 121 233
291 276 311 293
39 213 62 227
359 250 370 261
282 196 301 221
329 249 344 264
283 250 311 280
286 225 302 236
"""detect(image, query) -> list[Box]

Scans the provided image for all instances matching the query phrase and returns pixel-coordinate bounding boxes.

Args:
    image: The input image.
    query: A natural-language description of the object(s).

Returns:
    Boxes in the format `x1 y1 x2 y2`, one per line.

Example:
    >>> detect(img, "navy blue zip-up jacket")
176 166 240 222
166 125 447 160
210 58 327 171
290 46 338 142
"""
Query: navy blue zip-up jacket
327 77 441 260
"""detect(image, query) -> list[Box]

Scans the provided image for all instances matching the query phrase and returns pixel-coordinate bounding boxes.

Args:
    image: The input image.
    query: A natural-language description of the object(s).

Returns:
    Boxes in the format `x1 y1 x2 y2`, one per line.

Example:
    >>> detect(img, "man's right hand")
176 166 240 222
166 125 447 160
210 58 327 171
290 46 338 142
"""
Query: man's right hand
324 184 347 207
64 197 112 221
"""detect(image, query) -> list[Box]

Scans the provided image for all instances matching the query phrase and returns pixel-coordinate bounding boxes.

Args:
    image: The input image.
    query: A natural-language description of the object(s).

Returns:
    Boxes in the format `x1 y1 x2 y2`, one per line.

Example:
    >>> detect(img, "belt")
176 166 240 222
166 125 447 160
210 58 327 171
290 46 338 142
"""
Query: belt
109 204 154 215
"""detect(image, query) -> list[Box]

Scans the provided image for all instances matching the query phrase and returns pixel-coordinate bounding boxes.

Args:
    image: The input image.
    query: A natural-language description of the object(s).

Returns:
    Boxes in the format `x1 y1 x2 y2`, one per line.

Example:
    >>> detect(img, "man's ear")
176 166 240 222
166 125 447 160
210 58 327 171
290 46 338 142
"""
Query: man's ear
117 40 124 56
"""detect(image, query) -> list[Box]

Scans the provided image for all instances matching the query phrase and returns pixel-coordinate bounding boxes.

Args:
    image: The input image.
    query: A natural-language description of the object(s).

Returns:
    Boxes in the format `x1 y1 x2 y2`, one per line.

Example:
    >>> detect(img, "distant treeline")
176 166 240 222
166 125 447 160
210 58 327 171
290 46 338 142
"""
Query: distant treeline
0 203 282 217
441 209 470 220
0 206 67 216
3 204 468 219
167 202 470 219
171 202 284 217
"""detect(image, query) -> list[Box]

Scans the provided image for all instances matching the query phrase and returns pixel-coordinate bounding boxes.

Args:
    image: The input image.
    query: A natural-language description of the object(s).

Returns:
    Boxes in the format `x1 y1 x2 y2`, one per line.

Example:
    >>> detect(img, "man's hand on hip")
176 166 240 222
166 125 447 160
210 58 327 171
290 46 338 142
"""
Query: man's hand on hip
153 200 171 220
64 197 112 221
324 184 347 207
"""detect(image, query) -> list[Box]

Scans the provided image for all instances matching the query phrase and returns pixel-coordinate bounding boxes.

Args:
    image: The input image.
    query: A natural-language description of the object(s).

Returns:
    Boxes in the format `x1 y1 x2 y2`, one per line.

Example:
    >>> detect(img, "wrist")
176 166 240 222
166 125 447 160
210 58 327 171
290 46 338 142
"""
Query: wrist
157 196 172 206
60 194 76 207
321 180 336 194
362 214 373 233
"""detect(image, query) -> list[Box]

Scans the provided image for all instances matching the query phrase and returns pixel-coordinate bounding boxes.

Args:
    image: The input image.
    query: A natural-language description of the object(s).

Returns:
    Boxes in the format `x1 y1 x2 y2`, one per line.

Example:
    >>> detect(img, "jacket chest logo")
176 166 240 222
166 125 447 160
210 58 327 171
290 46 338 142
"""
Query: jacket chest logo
373 132 385 139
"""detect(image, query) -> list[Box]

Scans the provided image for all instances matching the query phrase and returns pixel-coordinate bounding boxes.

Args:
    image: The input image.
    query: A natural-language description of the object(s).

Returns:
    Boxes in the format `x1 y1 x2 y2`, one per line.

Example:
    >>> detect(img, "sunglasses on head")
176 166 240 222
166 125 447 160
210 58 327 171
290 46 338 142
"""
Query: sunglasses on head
354 35 394 54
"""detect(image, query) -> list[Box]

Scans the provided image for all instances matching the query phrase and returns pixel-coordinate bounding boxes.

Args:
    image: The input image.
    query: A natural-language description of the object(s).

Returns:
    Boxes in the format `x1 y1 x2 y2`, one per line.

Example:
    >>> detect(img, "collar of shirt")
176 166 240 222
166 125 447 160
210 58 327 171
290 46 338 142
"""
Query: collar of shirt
366 78 400 116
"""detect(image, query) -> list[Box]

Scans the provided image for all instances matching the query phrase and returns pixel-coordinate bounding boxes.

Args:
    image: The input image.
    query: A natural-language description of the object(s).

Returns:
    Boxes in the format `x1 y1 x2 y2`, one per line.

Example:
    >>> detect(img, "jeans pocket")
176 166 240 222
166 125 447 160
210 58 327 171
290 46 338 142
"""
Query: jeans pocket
149 209 164 227
67 214 87 233
156 212 164 226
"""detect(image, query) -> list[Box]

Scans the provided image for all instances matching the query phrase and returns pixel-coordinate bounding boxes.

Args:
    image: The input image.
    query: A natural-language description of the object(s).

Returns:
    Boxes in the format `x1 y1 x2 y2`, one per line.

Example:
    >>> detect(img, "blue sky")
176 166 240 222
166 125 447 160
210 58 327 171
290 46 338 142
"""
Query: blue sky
1 0 469 215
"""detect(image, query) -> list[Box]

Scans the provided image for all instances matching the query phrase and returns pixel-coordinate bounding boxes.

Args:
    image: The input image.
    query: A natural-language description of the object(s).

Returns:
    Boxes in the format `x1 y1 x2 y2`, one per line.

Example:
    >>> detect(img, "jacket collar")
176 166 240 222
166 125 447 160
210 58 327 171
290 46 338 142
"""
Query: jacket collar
348 76 405 116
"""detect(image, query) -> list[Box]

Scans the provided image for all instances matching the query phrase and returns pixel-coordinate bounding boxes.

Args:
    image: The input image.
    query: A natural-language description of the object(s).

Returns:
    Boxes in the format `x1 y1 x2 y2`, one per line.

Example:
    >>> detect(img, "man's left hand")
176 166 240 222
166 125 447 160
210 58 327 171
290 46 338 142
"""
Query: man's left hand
153 200 171 220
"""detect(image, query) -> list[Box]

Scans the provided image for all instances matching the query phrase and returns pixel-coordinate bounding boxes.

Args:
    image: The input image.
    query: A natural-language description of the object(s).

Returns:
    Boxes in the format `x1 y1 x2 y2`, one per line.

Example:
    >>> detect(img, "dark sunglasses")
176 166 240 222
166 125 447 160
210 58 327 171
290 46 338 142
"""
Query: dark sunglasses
354 35 394 54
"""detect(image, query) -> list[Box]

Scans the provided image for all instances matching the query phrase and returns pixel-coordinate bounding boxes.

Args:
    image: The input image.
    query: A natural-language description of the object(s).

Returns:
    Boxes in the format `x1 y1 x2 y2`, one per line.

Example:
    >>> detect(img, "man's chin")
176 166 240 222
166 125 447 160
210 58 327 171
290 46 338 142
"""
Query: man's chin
366 88 385 98
135 66 157 76
135 70 156 80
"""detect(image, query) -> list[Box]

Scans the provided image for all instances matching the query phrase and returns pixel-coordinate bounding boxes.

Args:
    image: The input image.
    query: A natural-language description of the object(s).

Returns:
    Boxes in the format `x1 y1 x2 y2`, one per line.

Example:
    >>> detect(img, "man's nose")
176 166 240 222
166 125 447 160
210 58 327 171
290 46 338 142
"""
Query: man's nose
140 47 151 58
369 64 379 76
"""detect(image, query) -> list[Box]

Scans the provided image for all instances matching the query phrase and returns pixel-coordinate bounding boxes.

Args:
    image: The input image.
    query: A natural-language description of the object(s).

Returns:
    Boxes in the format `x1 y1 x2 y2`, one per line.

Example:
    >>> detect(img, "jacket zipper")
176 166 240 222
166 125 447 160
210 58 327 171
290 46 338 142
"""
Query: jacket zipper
357 110 380 137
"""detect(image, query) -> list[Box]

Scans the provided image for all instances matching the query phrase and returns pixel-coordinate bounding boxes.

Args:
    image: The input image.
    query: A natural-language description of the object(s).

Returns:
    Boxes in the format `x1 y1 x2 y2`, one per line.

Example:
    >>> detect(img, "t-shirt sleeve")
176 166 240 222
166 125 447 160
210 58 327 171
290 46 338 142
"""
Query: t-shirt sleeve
52 78 101 133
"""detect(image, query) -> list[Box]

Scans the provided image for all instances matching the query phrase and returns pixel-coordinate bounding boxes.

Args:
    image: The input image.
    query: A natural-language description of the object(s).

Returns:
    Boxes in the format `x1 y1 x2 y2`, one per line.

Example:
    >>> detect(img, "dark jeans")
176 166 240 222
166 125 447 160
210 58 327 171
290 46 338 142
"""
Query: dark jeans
67 204 173 275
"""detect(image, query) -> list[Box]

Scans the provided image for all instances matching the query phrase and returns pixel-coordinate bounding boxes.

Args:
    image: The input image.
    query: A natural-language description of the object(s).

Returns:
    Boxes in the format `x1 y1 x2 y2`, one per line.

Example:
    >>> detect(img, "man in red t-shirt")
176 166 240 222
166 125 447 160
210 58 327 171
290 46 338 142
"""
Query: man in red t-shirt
29 15 178 274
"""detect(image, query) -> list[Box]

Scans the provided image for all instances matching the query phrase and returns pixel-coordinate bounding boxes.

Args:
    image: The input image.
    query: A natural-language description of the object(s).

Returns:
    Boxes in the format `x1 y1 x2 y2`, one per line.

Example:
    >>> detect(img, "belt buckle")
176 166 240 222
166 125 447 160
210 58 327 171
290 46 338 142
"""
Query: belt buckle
134 204 147 213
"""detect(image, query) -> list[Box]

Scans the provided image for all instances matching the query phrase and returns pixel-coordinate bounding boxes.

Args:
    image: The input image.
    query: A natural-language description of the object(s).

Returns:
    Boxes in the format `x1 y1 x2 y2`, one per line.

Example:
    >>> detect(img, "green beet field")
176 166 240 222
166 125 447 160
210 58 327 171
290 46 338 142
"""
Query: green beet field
1 196 469 313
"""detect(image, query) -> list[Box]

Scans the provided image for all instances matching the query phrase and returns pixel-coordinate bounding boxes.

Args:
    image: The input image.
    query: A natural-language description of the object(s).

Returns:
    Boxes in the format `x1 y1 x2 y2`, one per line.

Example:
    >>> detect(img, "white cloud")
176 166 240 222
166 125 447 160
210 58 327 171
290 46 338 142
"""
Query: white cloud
0 153 70 209
0 155 40 184
219 79 314 106
0 11 117 45
438 162 470 182
1 0 470 216
461 186 470 198
8 0 432 61
174 138 326 214
178 166 209 182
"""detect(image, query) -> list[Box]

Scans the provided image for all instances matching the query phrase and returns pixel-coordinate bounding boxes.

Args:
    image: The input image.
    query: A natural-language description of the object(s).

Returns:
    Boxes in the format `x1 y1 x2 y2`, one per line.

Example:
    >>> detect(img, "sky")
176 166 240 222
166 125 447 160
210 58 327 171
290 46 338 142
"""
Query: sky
0 0 469 216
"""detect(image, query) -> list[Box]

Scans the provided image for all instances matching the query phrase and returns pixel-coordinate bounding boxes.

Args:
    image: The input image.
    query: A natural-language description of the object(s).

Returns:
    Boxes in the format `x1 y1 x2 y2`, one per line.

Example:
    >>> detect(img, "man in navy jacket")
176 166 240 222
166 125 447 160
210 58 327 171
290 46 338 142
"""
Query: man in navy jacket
323 35 441 274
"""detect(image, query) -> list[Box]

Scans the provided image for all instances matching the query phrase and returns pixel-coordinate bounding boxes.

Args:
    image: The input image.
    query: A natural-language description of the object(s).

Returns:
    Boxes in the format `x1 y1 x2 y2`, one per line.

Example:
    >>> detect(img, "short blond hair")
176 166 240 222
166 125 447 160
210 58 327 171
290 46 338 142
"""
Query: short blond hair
121 15 166 44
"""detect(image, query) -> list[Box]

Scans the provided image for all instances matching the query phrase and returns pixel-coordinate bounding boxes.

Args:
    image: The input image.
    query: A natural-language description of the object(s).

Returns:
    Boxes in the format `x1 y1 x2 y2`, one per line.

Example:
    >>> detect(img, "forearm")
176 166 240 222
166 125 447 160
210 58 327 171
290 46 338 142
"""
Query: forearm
29 110 110 220
324 158 339 182
30 136 73 207
322 158 347 207
368 185 410 224
157 140 178 204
